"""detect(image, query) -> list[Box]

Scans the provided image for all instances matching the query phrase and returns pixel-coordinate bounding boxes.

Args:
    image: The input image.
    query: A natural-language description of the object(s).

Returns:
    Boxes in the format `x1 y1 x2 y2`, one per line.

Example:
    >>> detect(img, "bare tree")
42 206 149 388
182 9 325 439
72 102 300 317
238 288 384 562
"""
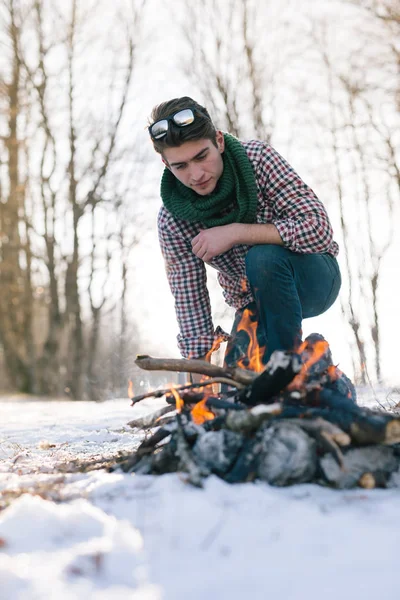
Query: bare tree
304 9 398 383
0 0 35 392
0 0 147 398
351 0 400 108
177 0 300 142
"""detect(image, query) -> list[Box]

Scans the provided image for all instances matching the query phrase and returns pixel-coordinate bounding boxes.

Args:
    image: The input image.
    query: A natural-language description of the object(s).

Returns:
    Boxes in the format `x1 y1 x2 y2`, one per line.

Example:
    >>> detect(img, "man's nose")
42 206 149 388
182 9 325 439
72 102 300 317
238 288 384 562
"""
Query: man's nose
189 163 205 182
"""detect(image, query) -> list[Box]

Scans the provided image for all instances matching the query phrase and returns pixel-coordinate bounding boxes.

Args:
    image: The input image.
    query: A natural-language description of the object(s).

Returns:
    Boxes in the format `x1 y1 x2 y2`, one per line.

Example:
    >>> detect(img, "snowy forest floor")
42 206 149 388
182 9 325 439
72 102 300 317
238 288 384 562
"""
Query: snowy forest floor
1 386 400 600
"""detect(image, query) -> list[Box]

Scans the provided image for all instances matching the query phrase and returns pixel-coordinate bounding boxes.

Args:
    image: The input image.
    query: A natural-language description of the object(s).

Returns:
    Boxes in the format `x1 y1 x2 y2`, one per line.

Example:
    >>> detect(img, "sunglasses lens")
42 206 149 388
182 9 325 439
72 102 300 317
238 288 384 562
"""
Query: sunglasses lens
173 108 195 126
149 108 196 140
150 119 168 139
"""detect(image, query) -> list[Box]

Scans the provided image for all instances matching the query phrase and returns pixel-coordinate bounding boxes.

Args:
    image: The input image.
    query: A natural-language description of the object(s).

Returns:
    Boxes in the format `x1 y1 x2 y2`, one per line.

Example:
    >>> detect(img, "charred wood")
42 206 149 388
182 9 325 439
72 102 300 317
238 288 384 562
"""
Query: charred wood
283 417 350 447
118 335 399 488
282 417 350 468
205 396 247 411
256 422 317 486
320 445 399 488
224 438 259 484
192 430 245 477
225 402 283 434
291 333 357 403
175 413 205 487
234 351 302 406
280 390 400 446
119 426 175 473
165 392 247 412
203 416 227 431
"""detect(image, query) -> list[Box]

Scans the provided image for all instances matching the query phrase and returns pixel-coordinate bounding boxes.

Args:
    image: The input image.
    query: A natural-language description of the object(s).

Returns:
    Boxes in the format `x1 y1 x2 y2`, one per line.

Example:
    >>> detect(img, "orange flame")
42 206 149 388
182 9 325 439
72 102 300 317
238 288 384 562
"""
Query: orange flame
327 364 339 381
288 340 329 390
170 385 215 424
170 387 184 413
204 334 225 362
128 379 134 399
191 398 215 425
236 308 265 372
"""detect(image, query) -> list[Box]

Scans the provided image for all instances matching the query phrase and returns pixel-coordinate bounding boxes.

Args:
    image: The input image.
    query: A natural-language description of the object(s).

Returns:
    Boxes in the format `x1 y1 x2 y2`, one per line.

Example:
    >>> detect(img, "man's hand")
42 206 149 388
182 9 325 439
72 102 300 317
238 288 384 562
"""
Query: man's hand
191 223 283 262
191 224 240 262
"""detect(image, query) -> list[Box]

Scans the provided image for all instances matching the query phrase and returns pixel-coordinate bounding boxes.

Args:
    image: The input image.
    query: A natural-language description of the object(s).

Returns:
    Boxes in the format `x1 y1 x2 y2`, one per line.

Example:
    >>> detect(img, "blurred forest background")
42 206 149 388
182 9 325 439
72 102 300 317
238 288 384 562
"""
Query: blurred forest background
0 0 399 400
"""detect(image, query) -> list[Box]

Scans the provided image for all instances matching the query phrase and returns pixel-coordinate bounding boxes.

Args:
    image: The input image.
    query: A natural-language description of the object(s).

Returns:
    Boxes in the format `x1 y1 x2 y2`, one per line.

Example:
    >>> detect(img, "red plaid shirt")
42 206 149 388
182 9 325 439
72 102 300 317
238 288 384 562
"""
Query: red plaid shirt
158 140 339 359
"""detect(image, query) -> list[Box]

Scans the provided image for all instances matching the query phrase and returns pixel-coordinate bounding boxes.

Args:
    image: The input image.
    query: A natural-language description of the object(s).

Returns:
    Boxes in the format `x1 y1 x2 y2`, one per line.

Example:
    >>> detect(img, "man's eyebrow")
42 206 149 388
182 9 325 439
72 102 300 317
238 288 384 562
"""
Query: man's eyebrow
169 147 209 167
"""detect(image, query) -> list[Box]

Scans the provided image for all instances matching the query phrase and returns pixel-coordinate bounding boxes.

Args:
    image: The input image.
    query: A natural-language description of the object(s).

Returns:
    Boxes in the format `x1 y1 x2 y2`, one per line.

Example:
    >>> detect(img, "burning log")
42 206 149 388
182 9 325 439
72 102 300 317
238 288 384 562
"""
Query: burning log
234 351 302 406
117 333 400 489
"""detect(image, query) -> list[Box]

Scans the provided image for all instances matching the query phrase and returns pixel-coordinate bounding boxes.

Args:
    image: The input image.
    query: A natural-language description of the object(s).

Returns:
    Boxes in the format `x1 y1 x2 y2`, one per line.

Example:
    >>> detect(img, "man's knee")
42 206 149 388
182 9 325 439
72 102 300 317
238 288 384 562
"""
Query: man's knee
245 244 288 286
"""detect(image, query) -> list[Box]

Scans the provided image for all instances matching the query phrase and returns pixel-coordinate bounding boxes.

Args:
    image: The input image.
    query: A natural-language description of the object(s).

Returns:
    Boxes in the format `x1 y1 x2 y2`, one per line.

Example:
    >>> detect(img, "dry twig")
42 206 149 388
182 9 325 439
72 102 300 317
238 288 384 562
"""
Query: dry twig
130 377 244 405
135 355 257 386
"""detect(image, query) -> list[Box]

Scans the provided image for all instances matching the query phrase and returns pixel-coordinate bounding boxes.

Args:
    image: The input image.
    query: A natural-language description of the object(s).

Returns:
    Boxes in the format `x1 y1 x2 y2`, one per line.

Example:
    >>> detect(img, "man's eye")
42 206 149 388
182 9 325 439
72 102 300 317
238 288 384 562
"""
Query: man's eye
176 164 186 170
196 154 207 161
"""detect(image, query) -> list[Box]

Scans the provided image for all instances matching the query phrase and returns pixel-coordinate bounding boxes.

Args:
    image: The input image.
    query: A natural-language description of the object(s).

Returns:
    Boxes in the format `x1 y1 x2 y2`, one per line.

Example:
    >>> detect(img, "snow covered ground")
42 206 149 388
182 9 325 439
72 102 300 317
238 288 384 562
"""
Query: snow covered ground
1 387 400 600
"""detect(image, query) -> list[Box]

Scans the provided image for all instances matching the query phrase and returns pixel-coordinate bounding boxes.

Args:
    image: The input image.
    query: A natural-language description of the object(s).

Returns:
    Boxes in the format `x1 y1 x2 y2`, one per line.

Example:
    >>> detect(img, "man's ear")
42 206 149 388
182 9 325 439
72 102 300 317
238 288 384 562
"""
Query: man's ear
162 157 170 170
216 130 225 153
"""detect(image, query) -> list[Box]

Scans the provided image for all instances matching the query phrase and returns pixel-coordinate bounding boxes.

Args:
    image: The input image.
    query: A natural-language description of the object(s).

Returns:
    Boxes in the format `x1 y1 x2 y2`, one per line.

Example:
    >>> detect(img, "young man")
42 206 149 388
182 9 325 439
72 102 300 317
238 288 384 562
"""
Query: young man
148 96 341 368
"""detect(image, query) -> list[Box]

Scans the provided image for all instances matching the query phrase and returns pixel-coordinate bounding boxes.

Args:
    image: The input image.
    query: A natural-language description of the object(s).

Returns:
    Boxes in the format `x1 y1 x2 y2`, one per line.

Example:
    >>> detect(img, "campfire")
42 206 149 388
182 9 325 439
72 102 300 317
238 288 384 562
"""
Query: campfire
120 316 400 490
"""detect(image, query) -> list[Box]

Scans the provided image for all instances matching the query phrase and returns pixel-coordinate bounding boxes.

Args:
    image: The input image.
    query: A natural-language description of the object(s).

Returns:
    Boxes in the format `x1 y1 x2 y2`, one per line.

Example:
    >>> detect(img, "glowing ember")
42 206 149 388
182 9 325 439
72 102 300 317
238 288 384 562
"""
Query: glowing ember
236 308 265 372
128 379 134 399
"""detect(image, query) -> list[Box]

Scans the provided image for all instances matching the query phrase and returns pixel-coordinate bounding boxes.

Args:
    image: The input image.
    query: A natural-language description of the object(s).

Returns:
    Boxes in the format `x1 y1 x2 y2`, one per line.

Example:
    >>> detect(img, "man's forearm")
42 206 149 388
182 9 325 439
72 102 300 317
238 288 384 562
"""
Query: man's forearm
232 223 283 246
191 223 284 262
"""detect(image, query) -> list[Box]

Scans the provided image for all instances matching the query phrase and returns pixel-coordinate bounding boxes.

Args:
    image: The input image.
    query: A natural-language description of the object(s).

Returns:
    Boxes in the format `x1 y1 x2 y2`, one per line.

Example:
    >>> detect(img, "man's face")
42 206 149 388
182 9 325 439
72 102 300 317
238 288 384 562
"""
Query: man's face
162 131 225 196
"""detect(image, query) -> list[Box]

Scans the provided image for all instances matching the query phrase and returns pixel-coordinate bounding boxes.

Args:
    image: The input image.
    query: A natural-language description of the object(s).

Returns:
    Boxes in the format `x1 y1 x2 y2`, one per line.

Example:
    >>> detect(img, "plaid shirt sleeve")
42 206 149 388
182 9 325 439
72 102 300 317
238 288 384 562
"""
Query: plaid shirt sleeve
253 142 338 255
158 207 229 358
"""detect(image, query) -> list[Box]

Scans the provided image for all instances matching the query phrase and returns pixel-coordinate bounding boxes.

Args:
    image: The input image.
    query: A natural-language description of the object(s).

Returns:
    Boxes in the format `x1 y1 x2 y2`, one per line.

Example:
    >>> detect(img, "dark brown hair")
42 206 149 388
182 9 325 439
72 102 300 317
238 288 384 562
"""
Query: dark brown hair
149 96 217 154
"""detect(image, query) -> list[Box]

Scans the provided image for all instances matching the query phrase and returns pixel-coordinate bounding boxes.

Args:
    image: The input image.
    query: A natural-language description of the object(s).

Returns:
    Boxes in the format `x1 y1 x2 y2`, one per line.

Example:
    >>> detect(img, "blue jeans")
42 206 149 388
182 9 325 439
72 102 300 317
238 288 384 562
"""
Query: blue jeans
224 245 341 367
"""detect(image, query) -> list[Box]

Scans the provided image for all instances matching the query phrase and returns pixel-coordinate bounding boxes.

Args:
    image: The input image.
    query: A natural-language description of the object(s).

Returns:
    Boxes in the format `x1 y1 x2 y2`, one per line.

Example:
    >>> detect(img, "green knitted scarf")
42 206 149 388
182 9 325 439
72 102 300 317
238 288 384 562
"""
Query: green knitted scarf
160 133 258 227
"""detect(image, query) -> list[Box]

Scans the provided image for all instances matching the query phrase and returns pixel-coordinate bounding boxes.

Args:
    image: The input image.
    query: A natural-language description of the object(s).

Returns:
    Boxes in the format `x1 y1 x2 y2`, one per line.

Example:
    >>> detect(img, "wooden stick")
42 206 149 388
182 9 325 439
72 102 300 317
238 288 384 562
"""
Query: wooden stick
283 417 349 468
127 405 176 429
225 402 283 434
130 377 245 405
135 355 257 386
283 417 350 447
358 473 376 489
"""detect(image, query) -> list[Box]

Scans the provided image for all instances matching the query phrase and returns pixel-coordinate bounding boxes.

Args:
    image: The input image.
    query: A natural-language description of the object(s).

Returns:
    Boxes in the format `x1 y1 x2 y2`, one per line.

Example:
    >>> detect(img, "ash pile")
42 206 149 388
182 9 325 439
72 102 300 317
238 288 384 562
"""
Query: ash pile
119 334 400 489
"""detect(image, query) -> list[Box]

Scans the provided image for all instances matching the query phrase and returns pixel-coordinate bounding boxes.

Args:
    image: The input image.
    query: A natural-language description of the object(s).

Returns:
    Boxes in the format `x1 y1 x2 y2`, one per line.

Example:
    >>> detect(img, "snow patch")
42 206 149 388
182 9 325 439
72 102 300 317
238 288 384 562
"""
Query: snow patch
1 393 400 599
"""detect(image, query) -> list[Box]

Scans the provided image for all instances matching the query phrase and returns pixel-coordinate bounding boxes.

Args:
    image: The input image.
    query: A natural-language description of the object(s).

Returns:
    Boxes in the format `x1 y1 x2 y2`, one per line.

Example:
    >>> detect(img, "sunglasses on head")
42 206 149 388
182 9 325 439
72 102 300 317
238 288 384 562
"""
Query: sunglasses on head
148 107 200 140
